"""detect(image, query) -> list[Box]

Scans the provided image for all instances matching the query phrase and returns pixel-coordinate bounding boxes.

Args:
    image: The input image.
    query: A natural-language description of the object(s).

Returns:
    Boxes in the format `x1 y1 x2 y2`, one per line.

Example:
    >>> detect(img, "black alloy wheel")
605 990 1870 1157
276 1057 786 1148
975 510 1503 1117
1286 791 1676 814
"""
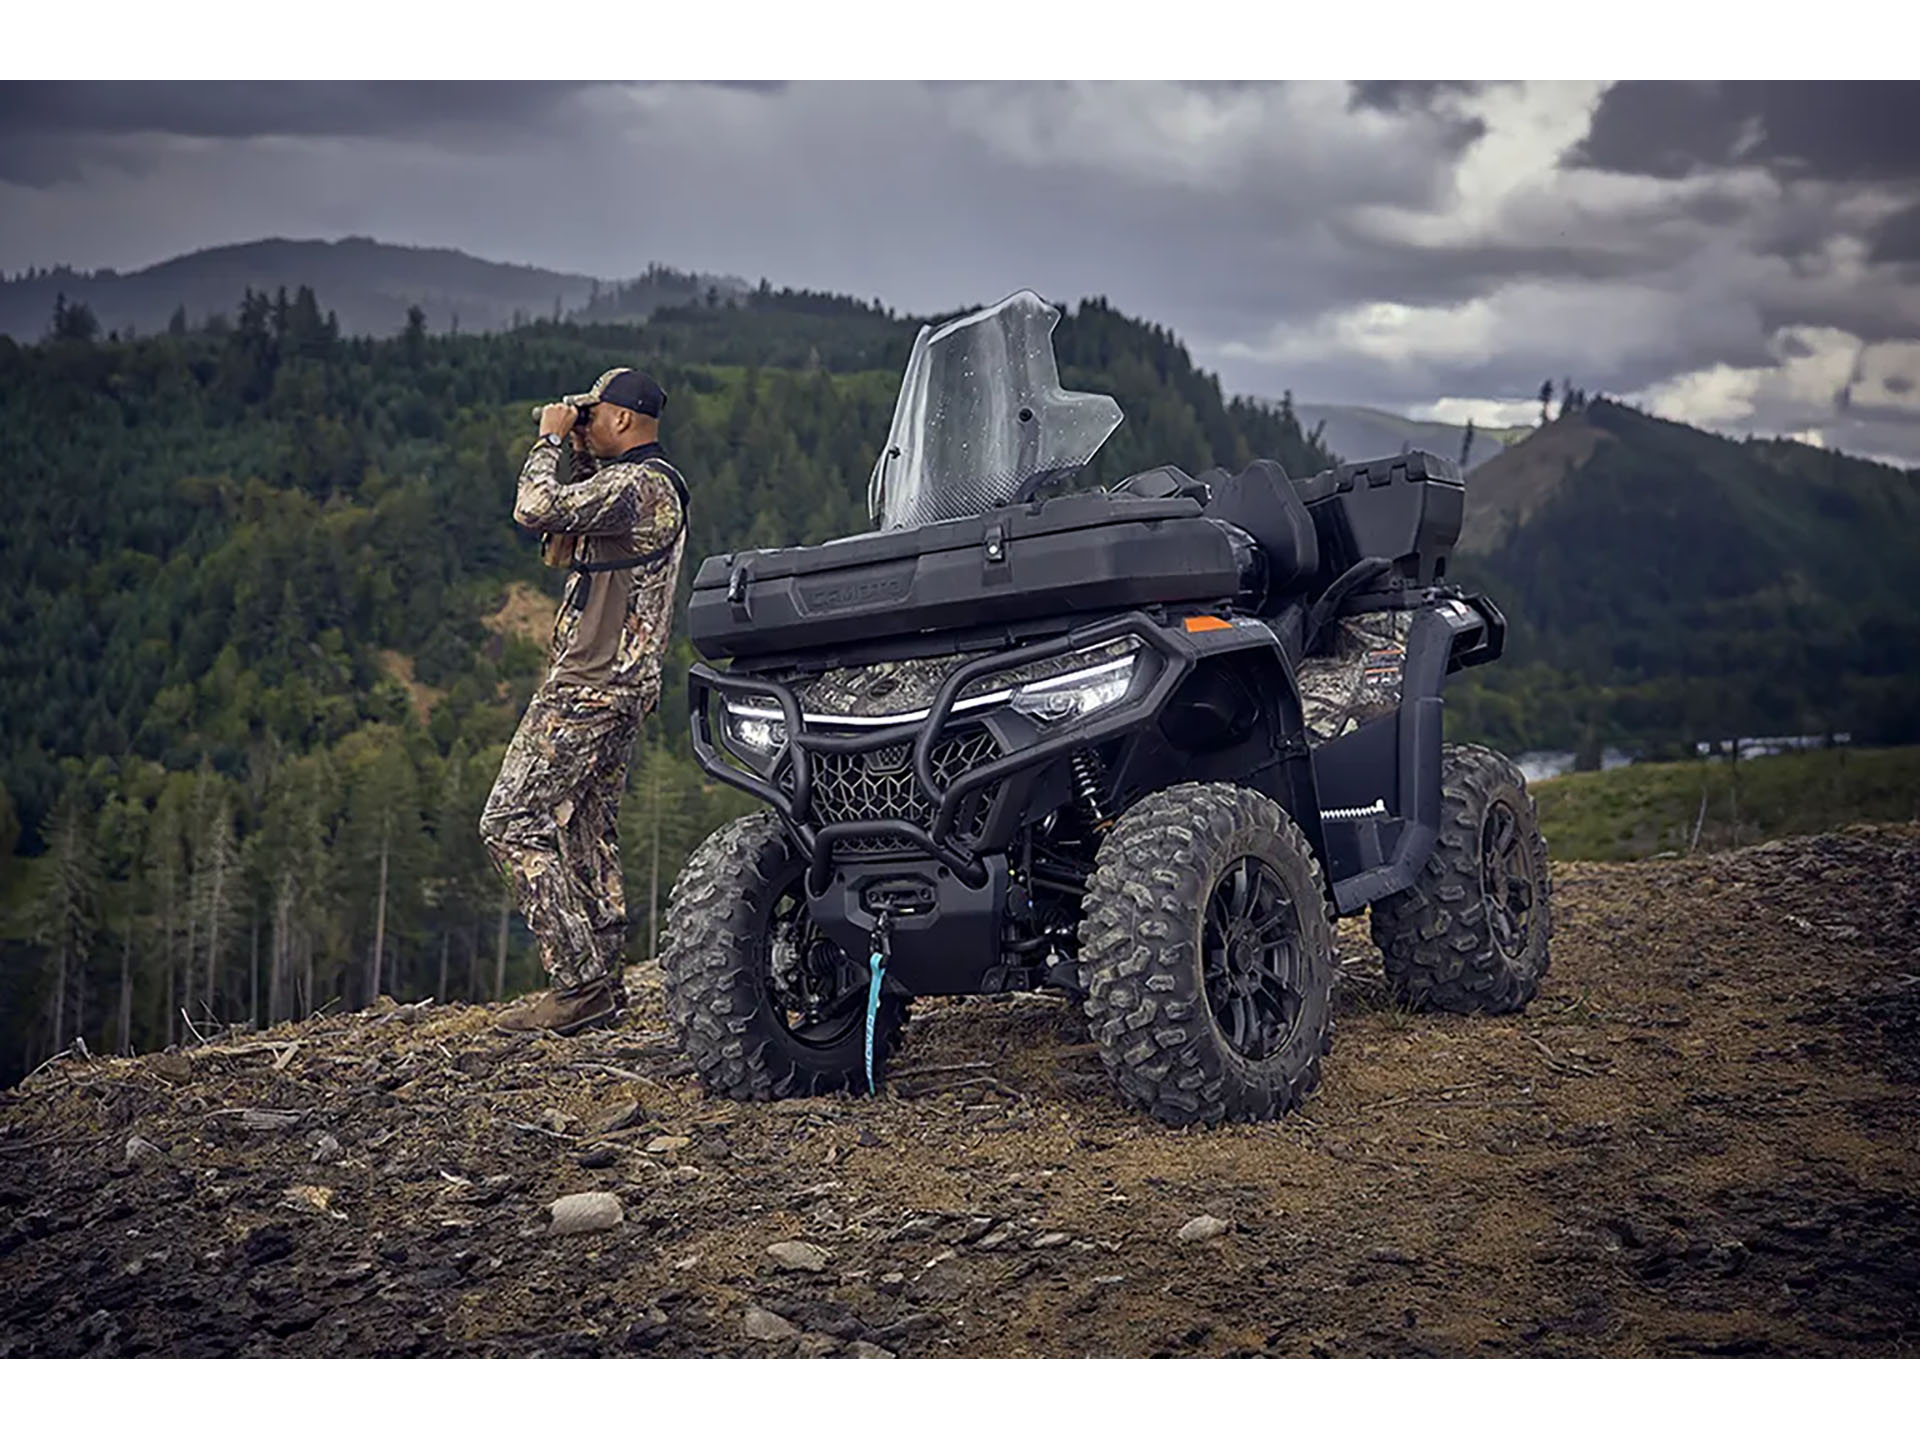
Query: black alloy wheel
1201 855 1307 1062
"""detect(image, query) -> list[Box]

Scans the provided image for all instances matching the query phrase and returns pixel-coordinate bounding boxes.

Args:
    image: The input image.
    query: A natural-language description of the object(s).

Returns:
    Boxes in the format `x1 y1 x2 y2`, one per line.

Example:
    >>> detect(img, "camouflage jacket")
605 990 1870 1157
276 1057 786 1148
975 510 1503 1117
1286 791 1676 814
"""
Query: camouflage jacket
514 438 687 700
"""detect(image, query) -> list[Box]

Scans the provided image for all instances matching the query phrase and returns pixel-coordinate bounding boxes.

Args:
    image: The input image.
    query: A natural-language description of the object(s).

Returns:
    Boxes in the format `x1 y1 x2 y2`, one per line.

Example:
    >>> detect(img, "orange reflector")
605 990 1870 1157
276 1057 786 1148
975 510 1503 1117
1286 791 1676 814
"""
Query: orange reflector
1183 615 1232 633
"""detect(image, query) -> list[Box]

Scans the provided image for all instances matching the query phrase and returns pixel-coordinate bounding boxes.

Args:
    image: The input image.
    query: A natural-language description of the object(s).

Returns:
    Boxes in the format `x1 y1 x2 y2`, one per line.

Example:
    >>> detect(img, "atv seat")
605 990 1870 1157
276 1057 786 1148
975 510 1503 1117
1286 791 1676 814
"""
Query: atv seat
1206 459 1319 605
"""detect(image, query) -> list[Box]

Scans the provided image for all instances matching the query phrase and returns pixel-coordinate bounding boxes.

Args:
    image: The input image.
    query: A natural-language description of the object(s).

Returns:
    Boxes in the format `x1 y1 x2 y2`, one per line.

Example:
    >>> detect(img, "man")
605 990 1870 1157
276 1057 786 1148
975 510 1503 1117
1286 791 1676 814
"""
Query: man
480 367 689 1034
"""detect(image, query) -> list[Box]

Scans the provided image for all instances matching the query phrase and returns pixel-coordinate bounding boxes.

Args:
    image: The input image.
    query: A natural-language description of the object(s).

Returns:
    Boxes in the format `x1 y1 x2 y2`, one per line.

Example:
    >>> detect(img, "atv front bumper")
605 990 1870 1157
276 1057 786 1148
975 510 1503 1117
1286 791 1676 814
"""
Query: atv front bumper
690 611 1193 887
688 612 1197 992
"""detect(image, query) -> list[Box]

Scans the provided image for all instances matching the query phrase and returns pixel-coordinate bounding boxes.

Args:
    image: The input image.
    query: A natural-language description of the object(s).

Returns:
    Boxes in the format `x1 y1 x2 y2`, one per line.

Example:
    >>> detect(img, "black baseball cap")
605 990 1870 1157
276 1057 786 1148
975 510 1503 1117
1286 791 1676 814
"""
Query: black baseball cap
564 366 668 417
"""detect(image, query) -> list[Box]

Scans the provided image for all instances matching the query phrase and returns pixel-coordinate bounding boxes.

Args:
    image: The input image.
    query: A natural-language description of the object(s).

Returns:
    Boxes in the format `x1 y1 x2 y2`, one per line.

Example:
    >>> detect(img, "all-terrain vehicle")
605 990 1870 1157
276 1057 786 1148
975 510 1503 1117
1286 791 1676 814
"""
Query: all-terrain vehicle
661 291 1551 1126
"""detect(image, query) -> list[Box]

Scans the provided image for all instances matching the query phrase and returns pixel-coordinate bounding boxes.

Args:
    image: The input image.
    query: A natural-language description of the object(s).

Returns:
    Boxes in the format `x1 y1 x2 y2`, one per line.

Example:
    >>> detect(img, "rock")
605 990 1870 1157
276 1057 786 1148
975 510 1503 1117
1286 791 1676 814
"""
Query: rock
847 1340 897 1358
868 1312 942 1345
549 1192 623 1236
1030 1231 1072 1249
1365 1246 1418 1266
856 1128 884 1148
744 1306 798 1341
310 1133 343 1164
797 1333 841 1358
1177 1215 1232 1243
877 1271 907 1295
577 1147 620 1171
536 1107 579 1134
645 1134 693 1154
767 1240 831 1273
232 1109 304 1131
282 1184 339 1217
624 1307 671 1351
589 1100 641 1135
124 1135 166 1166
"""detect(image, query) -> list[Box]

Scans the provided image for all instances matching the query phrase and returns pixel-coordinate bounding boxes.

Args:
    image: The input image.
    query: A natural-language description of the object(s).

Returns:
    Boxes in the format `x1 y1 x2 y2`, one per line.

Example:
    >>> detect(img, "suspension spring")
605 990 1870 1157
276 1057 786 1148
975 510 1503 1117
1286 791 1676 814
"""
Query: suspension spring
1070 749 1107 826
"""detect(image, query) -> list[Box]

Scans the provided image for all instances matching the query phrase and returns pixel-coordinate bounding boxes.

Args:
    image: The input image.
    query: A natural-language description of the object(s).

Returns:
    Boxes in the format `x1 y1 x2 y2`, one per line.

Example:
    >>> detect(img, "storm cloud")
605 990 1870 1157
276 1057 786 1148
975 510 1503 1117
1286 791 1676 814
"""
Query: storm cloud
2 79 1916 464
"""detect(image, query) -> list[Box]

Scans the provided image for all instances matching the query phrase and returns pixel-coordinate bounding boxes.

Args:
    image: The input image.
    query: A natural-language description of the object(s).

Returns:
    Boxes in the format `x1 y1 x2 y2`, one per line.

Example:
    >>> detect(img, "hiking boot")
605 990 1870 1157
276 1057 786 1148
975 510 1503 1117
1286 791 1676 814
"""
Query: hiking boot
493 978 624 1036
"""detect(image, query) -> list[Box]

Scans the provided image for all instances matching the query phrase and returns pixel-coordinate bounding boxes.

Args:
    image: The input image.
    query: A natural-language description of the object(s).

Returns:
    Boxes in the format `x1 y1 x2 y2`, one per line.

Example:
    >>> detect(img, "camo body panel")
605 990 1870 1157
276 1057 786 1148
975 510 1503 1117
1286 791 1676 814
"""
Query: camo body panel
479 682 649 990
517 441 686 694
788 638 1139 718
1296 610 1413 745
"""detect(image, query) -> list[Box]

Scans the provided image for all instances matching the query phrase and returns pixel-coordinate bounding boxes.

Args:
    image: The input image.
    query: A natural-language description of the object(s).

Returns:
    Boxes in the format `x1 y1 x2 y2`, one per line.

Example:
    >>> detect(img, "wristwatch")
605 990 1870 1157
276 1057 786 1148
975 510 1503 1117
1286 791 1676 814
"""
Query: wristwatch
536 432 565 449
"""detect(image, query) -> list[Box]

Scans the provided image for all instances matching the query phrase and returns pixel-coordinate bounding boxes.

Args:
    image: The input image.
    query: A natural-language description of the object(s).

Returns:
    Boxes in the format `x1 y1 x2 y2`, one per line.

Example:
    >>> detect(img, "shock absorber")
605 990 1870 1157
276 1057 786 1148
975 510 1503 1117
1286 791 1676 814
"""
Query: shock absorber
1070 748 1108 827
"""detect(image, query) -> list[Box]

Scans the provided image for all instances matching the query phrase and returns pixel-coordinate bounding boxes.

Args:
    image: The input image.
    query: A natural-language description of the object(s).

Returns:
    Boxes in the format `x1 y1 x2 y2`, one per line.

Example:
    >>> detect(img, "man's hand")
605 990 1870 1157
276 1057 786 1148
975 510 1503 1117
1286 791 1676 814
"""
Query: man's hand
539 403 579 438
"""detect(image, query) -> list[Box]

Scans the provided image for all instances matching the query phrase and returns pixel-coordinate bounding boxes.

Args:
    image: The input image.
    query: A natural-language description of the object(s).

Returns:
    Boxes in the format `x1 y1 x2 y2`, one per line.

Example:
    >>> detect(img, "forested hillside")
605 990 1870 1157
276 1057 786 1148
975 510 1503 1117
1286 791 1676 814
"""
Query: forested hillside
0 283 1333 1082
1444 399 1920 760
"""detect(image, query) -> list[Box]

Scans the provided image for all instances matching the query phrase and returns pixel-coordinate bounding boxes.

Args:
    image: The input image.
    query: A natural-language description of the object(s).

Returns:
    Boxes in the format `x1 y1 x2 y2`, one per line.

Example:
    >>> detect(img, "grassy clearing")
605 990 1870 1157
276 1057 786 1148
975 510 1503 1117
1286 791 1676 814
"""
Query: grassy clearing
1530 745 1920 862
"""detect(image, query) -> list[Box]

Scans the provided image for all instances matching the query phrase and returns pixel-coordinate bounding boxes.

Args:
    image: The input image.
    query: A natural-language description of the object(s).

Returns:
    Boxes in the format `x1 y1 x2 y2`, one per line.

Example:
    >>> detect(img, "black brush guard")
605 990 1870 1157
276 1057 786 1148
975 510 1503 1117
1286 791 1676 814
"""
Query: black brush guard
689 611 1194 891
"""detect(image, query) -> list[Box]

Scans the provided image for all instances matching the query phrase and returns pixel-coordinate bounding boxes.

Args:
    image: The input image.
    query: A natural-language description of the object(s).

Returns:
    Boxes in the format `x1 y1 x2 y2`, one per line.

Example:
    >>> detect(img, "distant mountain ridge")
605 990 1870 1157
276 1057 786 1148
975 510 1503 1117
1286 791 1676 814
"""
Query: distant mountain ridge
1294 402 1530 472
0 237 749 341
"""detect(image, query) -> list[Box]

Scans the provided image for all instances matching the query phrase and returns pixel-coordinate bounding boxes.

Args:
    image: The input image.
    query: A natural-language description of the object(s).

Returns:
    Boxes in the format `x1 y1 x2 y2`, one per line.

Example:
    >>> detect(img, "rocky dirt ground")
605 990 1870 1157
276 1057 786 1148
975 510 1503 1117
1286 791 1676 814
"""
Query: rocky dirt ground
3 826 1916 1358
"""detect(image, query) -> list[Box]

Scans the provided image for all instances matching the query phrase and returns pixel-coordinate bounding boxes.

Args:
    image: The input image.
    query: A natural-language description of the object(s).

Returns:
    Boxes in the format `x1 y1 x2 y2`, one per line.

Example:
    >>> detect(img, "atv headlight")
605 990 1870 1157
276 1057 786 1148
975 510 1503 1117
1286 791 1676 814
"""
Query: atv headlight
723 703 786 757
1007 655 1137 723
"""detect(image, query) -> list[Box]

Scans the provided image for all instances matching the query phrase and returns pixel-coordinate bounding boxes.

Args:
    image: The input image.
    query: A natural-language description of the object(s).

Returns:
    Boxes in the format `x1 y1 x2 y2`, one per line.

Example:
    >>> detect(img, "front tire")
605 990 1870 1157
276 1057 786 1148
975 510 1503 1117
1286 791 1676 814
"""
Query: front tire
1078 783 1335 1127
662 812 906 1099
1368 743 1552 1014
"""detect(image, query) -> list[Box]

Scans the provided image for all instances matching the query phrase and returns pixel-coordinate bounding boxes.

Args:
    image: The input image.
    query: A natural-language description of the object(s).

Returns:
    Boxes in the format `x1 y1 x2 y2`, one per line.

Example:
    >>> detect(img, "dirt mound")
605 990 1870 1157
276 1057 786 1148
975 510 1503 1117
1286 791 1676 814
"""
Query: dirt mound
4 826 1916 1357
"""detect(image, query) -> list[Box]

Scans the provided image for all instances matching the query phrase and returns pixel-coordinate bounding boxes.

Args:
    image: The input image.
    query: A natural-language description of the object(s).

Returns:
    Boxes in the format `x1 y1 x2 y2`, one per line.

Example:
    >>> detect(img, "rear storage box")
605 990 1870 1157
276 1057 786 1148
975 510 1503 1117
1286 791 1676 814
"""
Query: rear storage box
689 491 1243 660
1294 449 1465 586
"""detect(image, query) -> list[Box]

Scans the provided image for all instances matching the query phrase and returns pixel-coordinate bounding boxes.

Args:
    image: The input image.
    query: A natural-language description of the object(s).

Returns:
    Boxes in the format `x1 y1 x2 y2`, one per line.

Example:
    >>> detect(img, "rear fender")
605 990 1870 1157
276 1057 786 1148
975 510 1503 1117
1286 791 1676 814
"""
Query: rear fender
1311 605 1484 912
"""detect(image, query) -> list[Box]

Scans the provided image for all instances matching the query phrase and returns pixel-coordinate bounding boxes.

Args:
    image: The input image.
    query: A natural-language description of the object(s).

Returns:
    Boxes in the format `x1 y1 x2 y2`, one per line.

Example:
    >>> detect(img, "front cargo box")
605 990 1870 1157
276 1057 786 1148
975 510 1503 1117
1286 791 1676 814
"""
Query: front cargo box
689 490 1244 660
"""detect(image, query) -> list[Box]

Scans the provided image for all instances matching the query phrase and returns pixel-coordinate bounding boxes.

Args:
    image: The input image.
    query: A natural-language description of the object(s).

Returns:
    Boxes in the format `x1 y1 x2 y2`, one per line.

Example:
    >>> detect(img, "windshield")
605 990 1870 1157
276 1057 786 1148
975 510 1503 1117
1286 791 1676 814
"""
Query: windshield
867 290 1124 529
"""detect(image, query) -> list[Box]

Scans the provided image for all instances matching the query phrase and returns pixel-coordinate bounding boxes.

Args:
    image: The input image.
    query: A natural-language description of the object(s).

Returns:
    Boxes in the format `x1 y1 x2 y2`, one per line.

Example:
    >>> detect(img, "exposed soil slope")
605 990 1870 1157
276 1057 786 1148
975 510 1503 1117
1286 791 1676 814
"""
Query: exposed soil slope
3 826 1915 1358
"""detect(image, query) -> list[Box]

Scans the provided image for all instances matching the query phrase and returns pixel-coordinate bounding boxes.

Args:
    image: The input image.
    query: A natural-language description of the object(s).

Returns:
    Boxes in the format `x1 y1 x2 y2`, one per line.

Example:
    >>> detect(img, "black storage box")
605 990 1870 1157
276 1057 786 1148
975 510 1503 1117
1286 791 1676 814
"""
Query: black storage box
1294 449 1464 585
688 490 1243 660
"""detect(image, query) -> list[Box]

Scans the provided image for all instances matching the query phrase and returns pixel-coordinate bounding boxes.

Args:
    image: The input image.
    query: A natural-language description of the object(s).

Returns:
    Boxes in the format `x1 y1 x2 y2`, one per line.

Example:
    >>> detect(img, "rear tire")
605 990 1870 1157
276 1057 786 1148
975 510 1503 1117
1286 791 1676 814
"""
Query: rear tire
662 812 906 1099
1369 743 1552 1014
1079 783 1334 1127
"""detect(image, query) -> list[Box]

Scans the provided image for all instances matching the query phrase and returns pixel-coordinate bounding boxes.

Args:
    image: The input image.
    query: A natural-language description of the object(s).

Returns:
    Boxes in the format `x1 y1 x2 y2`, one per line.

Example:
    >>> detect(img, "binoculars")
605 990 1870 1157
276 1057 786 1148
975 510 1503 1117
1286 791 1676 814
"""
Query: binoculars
529 402 595 423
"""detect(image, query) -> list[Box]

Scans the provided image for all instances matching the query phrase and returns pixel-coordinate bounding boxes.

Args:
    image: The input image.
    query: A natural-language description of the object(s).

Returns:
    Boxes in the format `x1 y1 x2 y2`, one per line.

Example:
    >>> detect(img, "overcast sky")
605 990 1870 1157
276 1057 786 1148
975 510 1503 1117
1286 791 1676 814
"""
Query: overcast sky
3 80 1918 464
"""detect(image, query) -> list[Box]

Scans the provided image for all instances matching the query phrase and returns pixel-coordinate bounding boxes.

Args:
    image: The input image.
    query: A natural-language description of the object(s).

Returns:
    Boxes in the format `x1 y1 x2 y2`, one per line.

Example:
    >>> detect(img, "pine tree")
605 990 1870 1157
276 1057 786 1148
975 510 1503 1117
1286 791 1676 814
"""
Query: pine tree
199 798 240 1019
339 735 426 1005
145 791 185 1048
0 777 18 863
50 293 100 343
28 789 103 1055
403 304 427 364
1459 418 1476 470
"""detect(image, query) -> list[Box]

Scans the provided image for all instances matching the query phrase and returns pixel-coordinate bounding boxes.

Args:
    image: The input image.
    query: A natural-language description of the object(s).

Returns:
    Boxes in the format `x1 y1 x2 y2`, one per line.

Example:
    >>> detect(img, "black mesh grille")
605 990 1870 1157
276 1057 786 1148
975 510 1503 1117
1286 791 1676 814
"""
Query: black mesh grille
804 728 1003 855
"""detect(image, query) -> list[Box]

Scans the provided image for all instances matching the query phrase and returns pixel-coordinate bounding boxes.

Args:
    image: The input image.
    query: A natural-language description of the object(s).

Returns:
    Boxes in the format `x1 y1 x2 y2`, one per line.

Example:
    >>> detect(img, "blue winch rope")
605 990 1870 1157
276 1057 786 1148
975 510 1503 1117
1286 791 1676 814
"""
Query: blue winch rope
864 946 886 1095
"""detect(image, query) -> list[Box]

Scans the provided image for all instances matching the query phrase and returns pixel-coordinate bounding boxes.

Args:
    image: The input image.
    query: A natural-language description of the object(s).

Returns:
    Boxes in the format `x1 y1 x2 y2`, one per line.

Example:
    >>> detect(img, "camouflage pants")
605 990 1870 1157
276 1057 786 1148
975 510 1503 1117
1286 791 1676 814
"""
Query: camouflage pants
480 681 650 990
